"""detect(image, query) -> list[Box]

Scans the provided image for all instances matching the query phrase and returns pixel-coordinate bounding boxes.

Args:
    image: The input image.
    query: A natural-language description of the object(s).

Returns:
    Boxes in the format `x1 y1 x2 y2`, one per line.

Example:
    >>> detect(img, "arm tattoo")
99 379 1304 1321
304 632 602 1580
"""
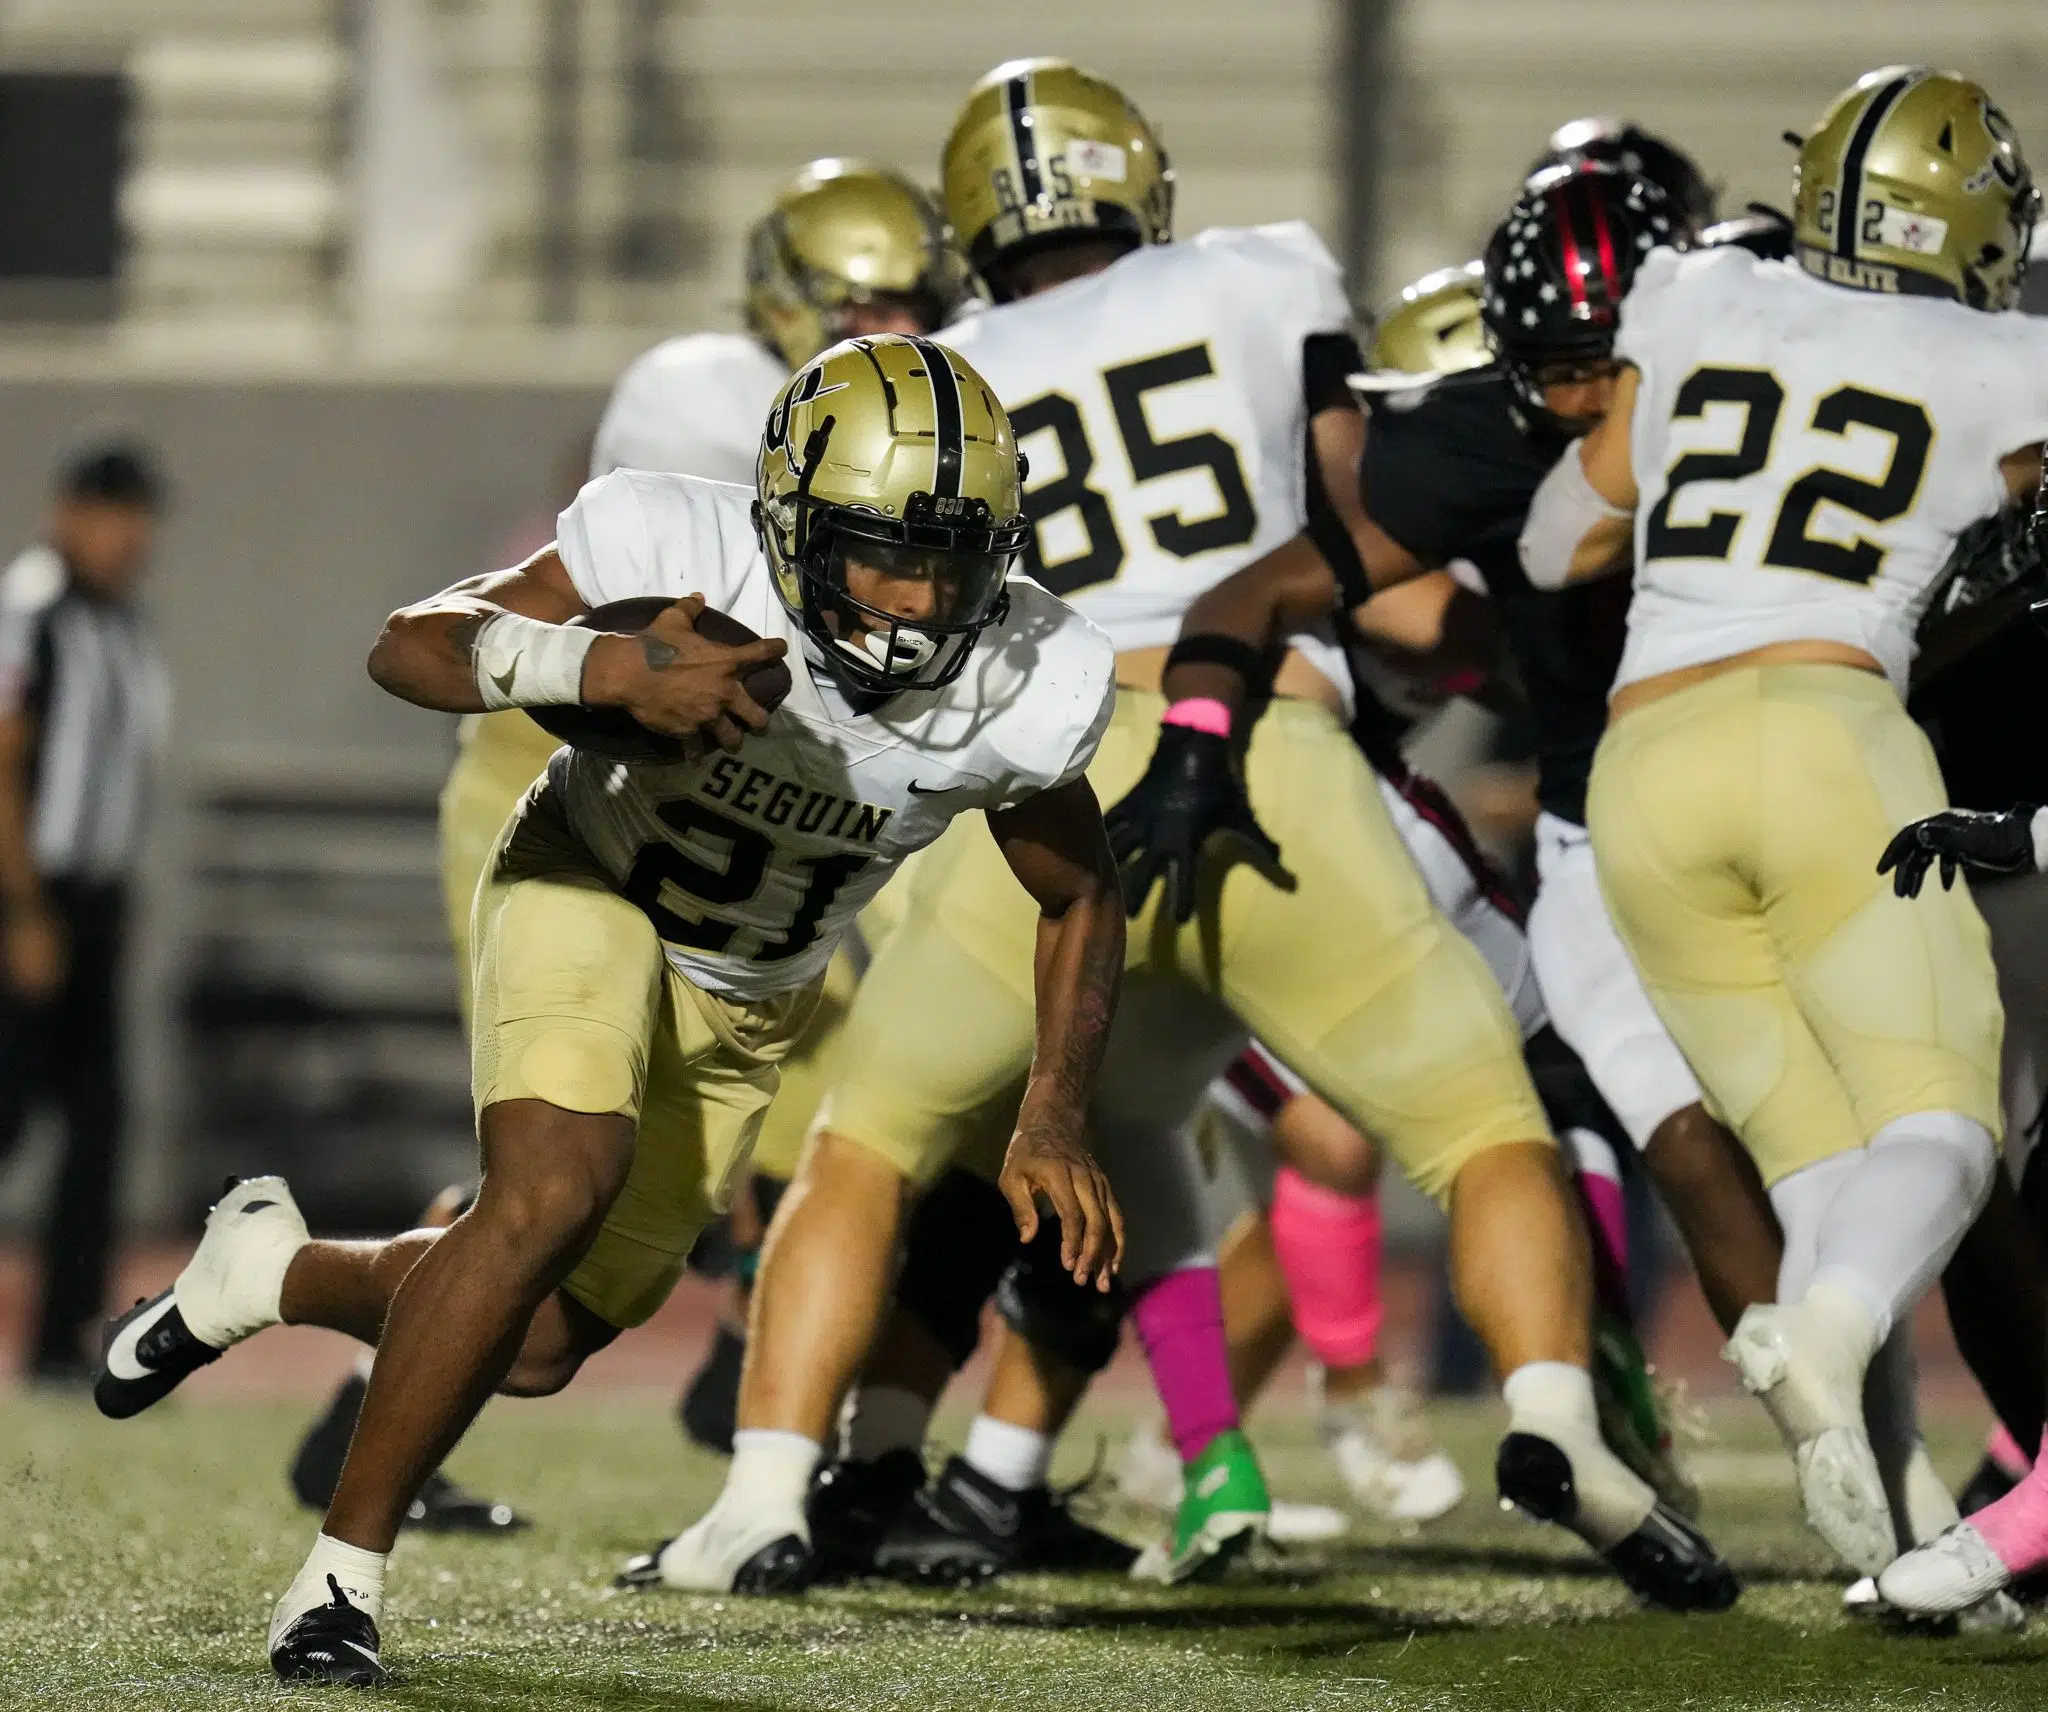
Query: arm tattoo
638 633 680 672
1018 901 1121 1158
447 611 489 664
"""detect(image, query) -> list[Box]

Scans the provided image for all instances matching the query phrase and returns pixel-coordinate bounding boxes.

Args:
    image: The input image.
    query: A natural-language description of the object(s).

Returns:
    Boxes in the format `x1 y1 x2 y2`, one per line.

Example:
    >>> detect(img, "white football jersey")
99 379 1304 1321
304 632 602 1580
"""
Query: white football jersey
936 224 1354 689
545 470 1116 1000
589 331 787 482
1616 245 2048 693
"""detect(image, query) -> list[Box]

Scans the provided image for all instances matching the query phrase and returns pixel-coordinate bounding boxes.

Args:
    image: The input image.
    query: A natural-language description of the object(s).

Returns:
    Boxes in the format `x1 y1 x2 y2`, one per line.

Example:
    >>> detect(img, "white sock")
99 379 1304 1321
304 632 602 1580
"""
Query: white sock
1800 1278 1884 1372
1806 1112 1996 1338
711 1430 821 1529
269 1533 387 1651
1502 1361 1599 1437
963 1415 1053 1492
841 1385 932 1463
1502 1361 1652 1547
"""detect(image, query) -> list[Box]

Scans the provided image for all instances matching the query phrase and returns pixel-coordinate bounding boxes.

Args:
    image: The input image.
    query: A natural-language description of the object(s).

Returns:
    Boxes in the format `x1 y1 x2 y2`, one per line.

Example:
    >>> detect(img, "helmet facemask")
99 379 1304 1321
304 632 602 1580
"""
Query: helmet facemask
763 416 1028 698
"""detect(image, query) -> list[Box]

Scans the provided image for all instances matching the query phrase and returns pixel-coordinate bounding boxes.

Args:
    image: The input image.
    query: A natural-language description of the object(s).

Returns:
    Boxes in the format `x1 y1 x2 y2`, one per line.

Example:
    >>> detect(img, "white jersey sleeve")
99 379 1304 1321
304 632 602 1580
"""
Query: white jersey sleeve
978 578 1118 807
589 332 787 482
554 470 765 613
1616 246 2048 692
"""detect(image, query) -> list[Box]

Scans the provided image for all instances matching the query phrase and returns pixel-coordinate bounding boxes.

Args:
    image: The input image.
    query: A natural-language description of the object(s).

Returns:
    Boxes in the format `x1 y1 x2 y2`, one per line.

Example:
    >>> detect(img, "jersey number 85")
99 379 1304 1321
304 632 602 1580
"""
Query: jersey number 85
1009 340 1257 596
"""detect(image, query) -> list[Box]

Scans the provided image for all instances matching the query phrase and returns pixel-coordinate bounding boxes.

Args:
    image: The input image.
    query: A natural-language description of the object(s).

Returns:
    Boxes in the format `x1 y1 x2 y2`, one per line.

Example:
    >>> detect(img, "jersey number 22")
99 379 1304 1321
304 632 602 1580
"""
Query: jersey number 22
1643 365 1933 583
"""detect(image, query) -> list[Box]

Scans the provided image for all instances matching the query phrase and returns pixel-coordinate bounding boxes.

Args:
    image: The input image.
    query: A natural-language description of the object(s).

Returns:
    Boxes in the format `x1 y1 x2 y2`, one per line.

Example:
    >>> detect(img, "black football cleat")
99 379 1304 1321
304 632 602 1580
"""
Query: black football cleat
270 1574 389 1688
678 1324 747 1455
290 1375 528 1533
873 1455 1140 1586
94 1293 222 1420
1497 1431 1739 1613
806 1449 927 1580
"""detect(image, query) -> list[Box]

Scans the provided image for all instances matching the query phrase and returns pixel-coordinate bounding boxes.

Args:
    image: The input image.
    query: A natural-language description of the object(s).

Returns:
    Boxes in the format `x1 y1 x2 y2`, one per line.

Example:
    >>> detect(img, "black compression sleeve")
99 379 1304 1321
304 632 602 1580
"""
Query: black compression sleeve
1302 331 1367 415
1303 418 1373 610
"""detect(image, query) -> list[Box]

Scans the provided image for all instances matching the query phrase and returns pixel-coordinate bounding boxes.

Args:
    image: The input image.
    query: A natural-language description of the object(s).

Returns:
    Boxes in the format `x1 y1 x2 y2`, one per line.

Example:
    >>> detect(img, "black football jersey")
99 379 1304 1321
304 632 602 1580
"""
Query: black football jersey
1361 366 1631 824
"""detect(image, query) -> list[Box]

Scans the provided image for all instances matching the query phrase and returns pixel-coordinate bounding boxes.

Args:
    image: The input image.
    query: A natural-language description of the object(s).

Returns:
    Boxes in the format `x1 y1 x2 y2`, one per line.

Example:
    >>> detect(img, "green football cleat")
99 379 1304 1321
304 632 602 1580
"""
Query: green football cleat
1130 1428 1270 1585
1593 1311 1701 1520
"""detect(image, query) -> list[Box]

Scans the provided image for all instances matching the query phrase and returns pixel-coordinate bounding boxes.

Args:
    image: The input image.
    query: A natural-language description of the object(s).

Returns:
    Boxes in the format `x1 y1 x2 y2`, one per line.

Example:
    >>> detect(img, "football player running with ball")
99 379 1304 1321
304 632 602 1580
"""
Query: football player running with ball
1520 67 2046 1595
277 154 965 1523
658 57 1737 1609
94 335 1126 1686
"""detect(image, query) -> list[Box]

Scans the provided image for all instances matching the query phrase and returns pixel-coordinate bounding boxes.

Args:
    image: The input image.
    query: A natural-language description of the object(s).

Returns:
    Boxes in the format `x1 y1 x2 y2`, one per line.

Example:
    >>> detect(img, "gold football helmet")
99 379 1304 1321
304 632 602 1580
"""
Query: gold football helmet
756 334 1029 695
941 57 1173 295
1791 67 2038 309
1369 262 1489 376
744 160 966 370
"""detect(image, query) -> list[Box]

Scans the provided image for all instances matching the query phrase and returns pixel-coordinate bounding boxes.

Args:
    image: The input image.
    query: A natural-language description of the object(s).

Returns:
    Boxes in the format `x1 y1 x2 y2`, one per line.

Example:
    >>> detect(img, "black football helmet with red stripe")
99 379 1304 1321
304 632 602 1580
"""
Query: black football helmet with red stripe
1481 161 1681 428
1532 118 1717 236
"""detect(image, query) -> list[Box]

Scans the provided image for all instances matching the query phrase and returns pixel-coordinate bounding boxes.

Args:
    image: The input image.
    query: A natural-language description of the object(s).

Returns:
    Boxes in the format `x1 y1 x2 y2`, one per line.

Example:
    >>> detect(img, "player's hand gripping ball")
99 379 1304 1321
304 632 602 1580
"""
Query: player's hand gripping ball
532 596 793 762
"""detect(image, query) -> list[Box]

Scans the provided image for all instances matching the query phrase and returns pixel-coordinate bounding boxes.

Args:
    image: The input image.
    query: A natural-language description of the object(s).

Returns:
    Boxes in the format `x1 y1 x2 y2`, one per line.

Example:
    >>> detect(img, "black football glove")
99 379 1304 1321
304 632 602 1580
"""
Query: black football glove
1103 724 1288 924
1877 804 2040 899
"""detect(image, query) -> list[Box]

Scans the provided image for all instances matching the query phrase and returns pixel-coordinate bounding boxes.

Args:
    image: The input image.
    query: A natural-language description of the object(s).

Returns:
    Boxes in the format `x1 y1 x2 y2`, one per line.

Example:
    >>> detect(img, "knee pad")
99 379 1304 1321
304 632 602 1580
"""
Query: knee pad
893 1168 1017 1368
995 1222 1129 1375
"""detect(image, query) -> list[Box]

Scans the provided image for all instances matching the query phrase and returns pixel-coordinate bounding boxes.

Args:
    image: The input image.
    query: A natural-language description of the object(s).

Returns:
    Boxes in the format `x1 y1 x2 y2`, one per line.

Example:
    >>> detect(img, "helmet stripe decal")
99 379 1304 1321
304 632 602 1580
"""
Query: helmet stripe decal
1587 187 1619 310
907 336 964 498
1836 70 1922 258
1550 185 1588 316
1005 71 1045 209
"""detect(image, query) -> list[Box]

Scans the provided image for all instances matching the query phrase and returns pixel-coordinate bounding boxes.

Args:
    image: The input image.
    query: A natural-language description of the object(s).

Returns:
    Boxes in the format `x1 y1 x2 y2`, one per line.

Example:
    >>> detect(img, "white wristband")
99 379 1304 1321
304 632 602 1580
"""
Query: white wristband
1519 444 1630 591
472 611 598 711
2029 805 2048 874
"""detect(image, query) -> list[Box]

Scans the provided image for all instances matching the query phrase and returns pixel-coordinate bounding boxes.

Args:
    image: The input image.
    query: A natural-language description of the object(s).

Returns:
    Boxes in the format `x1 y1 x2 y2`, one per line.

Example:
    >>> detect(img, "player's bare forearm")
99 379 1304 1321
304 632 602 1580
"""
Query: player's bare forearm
367 548 589 712
0 711 43 912
1163 539 1341 711
987 777 1127 1284
1166 406 1430 712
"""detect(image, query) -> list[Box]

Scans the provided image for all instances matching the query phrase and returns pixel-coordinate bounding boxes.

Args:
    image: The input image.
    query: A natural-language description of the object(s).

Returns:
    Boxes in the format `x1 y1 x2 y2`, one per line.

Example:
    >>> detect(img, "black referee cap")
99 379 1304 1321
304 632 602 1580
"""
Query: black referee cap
57 441 165 510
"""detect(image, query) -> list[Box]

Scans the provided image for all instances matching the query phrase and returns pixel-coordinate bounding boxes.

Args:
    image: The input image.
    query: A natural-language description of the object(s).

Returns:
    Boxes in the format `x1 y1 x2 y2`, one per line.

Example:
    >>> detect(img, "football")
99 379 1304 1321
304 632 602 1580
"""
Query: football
528 596 794 763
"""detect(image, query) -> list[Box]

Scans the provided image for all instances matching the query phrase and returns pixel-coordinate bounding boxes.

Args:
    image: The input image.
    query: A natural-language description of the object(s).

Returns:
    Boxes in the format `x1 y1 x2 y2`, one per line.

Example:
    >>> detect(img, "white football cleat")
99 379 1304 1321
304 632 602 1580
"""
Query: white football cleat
618 1507 815 1595
1724 1301 1891 1575
1319 1376 1465 1525
1878 1523 2015 1617
95 1176 308 1420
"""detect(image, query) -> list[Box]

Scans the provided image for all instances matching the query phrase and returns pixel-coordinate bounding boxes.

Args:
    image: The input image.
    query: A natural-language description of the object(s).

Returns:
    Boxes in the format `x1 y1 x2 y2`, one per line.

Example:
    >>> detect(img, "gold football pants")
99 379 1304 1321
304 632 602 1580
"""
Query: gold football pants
470 815 820 1329
1587 663 2003 1187
438 709 843 1181
817 690 1550 1204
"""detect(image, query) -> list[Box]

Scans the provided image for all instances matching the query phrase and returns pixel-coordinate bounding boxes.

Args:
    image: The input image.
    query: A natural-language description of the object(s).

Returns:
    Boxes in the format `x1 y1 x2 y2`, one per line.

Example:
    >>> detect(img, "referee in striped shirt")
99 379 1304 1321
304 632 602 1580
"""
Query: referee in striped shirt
0 444 168 1381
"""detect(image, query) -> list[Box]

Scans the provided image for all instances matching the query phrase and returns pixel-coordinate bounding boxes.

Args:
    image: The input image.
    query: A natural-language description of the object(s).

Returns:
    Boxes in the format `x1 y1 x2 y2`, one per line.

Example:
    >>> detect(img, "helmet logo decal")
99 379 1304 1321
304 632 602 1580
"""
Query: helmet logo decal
1966 99 2024 194
764 363 848 482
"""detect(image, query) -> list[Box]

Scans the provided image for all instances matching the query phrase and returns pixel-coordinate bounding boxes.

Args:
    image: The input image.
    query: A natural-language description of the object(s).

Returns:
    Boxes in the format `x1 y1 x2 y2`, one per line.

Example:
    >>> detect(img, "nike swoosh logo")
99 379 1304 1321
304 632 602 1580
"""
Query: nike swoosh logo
1196 1465 1231 1500
490 664 518 697
337 1639 382 1666
950 1482 1020 1538
104 1298 173 1381
907 780 963 796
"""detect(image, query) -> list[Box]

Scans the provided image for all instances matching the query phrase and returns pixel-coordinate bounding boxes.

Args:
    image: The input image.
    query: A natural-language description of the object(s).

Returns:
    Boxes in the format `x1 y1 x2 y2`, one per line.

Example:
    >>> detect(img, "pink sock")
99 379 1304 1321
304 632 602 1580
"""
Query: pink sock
1968 1459 2048 1575
1988 1421 2034 1480
1268 1167 1382 1368
1131 1265 1239 1465
1564 1127 1630 1319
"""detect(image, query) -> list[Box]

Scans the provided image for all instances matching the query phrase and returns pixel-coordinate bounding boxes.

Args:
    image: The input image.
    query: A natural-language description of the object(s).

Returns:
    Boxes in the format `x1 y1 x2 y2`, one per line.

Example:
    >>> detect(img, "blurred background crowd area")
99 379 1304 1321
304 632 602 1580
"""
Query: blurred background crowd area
0 0 2038 1303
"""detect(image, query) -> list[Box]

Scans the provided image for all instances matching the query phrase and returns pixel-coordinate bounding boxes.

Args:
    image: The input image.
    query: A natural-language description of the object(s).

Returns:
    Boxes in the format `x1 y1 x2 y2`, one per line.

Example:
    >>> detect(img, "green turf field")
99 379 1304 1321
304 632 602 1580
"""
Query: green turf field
2 1390 2043 1711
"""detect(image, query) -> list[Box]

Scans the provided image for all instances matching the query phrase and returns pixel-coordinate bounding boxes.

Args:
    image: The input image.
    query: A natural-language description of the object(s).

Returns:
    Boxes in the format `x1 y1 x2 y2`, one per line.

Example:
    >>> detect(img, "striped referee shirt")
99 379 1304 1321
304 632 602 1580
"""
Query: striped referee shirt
0 546 169 881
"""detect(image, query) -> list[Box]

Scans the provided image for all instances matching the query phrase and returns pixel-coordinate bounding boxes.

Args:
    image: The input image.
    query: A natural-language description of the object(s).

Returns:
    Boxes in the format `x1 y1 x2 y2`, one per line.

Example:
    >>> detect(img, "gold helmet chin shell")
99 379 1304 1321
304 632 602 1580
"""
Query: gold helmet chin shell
744 159 966 371
941 56 1173 289
1792 66 2039 309
1368 262 1489 377
755 333 1024 619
